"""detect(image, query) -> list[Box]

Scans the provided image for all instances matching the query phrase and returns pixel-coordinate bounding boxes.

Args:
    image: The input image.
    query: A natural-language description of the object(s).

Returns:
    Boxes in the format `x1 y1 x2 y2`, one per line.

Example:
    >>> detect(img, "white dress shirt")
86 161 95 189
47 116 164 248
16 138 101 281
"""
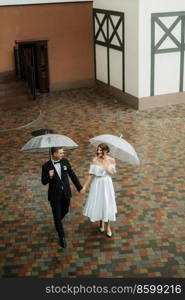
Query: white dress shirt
52 160 61 179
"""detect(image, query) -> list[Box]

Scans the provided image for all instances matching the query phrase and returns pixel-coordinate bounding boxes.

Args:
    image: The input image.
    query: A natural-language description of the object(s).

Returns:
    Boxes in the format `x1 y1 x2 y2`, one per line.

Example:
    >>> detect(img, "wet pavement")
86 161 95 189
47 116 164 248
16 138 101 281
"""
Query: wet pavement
0 83 185 277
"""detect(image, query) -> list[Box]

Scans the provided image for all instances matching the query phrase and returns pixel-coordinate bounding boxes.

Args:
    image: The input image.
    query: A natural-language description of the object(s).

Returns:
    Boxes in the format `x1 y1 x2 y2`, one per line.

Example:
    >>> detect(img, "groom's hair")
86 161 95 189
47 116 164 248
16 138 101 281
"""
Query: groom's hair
51 147 63 155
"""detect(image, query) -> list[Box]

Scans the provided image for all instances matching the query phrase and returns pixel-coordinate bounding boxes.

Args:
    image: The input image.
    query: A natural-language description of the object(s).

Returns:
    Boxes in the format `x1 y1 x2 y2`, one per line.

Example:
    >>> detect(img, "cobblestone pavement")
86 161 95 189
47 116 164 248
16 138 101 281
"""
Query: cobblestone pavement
0 86 185 278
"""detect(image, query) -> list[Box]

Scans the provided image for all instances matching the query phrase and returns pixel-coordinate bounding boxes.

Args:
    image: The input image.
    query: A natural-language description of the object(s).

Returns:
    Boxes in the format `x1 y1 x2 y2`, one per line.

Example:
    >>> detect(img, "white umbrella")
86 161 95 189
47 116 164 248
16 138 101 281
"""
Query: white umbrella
21 133 78 155
89 134 140 165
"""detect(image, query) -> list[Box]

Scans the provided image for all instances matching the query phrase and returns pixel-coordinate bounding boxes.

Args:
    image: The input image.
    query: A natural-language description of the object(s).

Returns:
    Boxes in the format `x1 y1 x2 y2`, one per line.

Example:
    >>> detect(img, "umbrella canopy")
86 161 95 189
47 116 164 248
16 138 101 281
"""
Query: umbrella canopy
89 134 140 165
21 133 78 152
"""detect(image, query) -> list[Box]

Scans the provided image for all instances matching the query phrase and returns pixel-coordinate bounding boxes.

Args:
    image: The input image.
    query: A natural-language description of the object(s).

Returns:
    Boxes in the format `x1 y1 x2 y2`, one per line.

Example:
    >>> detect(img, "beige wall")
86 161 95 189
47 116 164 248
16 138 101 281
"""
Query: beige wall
0 2 94 89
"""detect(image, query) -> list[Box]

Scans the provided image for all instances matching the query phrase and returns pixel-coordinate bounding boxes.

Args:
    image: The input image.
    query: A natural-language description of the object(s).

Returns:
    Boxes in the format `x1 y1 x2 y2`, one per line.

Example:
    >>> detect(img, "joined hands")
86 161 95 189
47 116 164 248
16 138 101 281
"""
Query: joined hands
79 187 86 195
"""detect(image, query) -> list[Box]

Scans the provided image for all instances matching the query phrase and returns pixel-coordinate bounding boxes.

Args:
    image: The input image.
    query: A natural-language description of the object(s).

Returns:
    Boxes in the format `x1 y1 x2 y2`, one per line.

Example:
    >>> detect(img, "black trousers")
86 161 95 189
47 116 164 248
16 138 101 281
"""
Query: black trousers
50 190 70 239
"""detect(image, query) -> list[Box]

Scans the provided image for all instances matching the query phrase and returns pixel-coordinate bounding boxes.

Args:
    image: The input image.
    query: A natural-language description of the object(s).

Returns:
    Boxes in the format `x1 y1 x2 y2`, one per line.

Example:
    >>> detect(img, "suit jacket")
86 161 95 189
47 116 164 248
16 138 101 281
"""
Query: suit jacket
41 158 82 202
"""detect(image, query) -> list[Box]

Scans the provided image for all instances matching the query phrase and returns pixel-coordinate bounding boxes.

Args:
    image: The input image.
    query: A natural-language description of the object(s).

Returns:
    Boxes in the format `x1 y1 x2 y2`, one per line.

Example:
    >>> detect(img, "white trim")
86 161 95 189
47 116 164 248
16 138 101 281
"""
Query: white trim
0 0 93 6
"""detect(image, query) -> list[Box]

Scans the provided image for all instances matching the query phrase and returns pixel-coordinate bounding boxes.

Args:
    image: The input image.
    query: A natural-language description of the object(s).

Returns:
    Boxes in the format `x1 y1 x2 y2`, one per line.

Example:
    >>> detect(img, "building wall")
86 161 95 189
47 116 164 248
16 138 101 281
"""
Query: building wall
94 0 185 103
0 0 90 4
0 2 94 90
139 0 185 98
93 0 139 98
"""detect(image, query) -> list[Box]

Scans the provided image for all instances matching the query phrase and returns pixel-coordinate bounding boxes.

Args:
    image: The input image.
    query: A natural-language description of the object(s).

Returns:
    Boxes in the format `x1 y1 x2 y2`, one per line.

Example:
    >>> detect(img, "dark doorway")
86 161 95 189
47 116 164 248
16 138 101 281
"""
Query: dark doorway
14 40 49 98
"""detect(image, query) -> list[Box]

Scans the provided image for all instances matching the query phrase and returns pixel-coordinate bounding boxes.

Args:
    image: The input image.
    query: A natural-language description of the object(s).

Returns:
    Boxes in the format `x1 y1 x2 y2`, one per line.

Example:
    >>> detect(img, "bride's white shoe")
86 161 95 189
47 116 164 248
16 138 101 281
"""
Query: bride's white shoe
106 229 112 237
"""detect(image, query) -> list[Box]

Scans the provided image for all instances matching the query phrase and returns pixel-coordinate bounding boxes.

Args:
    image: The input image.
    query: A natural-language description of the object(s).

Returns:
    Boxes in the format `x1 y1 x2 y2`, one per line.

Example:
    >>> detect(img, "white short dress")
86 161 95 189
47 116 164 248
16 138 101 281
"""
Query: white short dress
83 164 117 222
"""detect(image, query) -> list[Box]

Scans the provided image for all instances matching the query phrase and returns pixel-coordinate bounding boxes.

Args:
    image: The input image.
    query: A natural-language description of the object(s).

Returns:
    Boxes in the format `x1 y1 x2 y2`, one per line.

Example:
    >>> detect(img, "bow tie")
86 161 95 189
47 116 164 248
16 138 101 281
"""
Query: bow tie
54 161 60 164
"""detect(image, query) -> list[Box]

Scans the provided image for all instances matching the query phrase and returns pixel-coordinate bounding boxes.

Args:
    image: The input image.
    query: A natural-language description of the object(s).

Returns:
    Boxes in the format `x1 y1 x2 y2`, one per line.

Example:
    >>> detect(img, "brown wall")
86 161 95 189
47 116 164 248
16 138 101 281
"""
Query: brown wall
0 2 94 89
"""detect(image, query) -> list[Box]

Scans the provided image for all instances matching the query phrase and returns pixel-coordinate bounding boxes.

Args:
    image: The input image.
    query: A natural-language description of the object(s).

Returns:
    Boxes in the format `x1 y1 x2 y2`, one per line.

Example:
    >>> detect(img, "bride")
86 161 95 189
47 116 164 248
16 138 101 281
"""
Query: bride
81 143 117 237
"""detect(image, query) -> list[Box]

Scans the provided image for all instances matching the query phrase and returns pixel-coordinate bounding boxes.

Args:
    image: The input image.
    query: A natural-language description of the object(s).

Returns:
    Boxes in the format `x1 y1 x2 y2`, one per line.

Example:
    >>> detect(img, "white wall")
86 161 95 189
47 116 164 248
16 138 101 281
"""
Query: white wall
0 0 91 5
94 0 185 98
139 0 185 98
93 0 139 97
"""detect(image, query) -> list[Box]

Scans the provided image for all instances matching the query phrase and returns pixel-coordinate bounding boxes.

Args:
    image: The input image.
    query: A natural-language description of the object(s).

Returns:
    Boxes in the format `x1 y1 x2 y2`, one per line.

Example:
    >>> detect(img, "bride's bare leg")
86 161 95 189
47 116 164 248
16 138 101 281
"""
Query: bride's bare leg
106 221 112 237
99 220 105 232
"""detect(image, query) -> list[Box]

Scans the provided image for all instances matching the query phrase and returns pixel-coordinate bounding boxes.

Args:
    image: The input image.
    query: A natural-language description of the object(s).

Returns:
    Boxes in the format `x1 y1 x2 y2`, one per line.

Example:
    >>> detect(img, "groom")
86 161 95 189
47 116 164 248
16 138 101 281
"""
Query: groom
41 147 82 248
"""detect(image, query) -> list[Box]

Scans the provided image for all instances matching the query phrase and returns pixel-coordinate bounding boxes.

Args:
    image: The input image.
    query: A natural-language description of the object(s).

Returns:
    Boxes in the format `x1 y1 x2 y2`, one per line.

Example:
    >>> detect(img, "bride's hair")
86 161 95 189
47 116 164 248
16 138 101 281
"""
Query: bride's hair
97 143 110 155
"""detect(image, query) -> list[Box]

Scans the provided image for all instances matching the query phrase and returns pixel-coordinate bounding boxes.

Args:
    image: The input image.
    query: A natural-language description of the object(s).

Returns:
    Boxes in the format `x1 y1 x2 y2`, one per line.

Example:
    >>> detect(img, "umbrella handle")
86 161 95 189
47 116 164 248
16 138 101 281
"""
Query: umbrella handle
110 134 123 158
111 134 123 158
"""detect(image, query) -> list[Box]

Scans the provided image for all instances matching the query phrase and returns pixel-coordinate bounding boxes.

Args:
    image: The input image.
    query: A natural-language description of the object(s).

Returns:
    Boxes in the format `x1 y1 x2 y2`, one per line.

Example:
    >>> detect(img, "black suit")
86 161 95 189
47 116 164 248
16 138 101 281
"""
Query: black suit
41 158 82 239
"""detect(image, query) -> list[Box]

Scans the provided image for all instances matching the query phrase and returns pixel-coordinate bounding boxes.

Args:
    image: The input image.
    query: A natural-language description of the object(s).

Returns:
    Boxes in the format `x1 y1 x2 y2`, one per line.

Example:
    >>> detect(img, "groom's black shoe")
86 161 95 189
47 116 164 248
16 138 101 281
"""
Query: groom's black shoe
59 237 67 248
